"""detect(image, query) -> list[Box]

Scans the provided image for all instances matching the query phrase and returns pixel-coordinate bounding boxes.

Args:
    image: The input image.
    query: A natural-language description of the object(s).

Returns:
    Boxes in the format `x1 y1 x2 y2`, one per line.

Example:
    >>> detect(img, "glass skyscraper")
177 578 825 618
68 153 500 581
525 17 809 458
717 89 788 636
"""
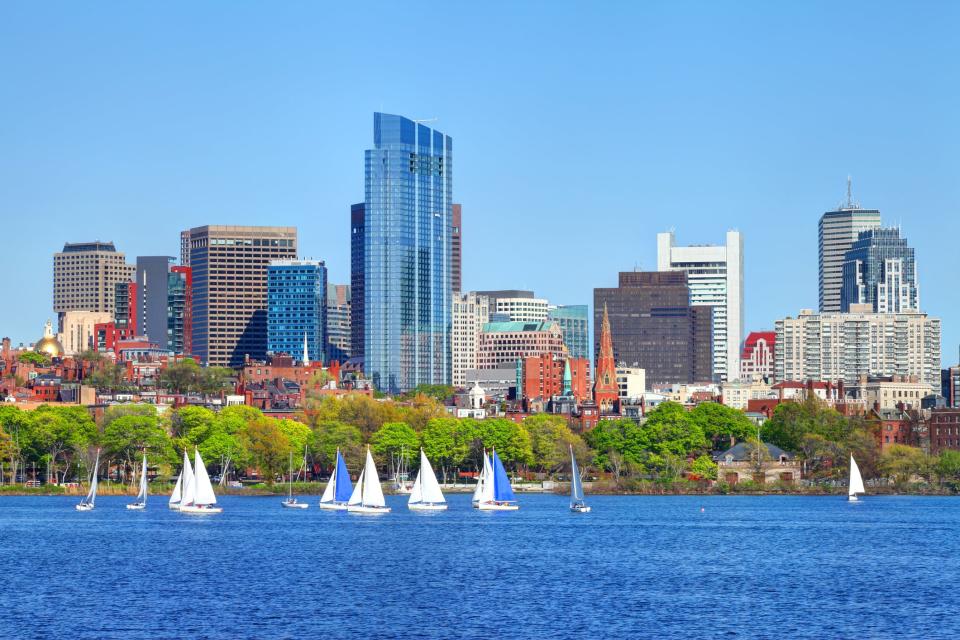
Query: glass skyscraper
548 304 590 361
267 259 327 364
840 227 919 313
364 112 452 393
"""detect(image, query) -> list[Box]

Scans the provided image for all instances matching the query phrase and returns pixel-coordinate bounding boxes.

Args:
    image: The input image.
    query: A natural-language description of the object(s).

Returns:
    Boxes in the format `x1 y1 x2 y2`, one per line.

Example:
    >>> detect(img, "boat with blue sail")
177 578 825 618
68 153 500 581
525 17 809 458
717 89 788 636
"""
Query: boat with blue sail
476 448 519 511
319 448 353 511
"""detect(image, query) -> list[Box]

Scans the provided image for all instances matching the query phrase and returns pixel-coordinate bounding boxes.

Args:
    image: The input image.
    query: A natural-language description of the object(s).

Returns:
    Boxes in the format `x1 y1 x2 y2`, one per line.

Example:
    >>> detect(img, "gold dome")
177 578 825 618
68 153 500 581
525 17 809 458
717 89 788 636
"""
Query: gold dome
34 320 64 359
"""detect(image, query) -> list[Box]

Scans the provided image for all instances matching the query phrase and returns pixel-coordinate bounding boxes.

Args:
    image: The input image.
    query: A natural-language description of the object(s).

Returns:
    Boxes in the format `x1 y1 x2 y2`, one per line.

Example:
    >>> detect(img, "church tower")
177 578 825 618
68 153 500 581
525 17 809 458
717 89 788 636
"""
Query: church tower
593 304 619 414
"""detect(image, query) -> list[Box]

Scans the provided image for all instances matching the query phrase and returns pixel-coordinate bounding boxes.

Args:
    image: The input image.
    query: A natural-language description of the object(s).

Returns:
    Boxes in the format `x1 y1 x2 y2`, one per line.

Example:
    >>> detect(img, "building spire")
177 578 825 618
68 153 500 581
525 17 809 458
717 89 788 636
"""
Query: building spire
302 332 310 366
593 304 619 415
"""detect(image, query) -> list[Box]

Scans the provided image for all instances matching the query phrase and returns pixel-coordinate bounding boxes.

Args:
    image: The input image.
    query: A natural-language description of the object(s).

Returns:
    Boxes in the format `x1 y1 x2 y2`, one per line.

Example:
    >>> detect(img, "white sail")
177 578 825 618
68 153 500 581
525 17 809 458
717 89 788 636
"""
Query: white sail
413 450 445 505
361 448 386 508
570 446 584 503
347 465 364 506
849 455 866 496
408 466 423 504
479 453 495 503
169 472 182 504
136 454 148 504
192 449 218 506
84 450 100 506
472 450 488 503
180 450 196 506
320 461 337 503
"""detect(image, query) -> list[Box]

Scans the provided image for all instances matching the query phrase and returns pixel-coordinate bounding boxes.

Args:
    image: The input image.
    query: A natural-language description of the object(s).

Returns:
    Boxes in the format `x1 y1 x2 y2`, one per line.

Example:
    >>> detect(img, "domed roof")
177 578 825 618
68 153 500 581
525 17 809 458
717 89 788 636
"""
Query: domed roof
34 320 63 359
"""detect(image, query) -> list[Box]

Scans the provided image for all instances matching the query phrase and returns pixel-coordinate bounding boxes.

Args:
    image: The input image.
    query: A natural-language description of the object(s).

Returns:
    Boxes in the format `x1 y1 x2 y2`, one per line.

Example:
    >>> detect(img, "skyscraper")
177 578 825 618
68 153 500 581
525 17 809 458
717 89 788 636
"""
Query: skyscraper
184 225 297 367
350 203 365 363
452 292 490 388
452 203 462 293
548 304 590 361
135 256 176 350
168 266 192 355
326 283 351 363
818 181 881 312
53 242 135 325
363 112 452 393
840 227 919 313
267 259 326 364
657 230 743 382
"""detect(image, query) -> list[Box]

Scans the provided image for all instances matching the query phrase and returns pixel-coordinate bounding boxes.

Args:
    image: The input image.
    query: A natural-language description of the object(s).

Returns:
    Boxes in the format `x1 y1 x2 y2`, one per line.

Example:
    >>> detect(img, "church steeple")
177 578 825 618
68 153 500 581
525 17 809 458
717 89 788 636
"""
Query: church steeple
593 304 619 414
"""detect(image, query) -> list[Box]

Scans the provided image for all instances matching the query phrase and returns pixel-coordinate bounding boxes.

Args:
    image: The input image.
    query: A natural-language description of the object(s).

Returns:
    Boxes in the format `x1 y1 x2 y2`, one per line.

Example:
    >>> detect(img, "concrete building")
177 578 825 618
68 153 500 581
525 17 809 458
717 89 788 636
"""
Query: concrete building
818 183 881 312
474 290 535 320
657 230 743 382
267 260 327 364
465 367 517 402
548 304 590 361
740 331 775 382
615 365 646 403
849 374 929 411
775 309 941 392
326 284 351 363
477 321 566 369
183 225 297 367
493 297 549 323
716 442 801 485
841 227 919 313
452 203 462 293
452 292 490 388
594 271 713 385
720 380 775 411
53 242 135 324
58 310 113 356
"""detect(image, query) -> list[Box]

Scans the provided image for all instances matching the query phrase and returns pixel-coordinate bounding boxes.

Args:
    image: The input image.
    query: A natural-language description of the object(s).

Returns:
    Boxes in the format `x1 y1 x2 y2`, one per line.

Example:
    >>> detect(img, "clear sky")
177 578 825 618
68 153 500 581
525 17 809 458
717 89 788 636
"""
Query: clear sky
2 1 958 361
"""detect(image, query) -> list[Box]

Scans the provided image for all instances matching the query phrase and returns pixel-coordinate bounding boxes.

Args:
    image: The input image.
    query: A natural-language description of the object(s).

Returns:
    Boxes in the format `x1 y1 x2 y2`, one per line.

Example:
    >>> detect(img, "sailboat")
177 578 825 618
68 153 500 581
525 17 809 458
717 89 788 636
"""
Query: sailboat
127 453 148 510
477 449 519 511
569 445 590 513
179 449 223 514
408 449 447 511
75 449 100 511
281 450 308 509
848 454 866 502
347 447 390 514
471 450 492 508
392 446 412 493
169 449 193 510
319 448 353 510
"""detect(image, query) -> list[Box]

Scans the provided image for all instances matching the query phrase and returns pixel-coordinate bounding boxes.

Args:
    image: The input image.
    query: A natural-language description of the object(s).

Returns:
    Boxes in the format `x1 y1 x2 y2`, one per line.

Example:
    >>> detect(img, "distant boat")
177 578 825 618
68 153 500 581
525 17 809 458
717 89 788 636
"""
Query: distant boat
282 449 308 509
848 454 866 502
569 445 590 513
75 449 100 512
169 450 193 510
347 447 390 514
392 445 412 494
471 450 492 508
179 449 223 514
127 453 148 510
476 449 519 511
319 448 353 510
408 449 447 511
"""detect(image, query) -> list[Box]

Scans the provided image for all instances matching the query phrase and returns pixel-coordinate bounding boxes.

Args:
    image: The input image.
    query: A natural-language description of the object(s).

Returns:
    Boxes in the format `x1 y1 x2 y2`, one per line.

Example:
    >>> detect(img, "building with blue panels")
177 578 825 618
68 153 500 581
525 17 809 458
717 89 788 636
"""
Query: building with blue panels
267 259 327 364
841 227 919 313
548 304 590 361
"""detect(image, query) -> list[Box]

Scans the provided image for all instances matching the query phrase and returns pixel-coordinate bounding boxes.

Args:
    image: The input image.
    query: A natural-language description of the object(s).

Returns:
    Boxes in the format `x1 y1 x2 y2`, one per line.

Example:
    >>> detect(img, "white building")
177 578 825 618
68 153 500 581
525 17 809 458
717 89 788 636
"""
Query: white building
775 309 941 392
493 297 549 323
452 292 490 388
657 230 743 382
59 310 113 356
615 365 645 403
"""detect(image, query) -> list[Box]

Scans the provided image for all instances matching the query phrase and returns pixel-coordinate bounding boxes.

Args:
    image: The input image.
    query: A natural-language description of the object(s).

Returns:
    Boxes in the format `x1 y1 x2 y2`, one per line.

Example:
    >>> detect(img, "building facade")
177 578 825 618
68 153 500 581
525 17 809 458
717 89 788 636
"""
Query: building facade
326 283 351 363
548 304 590 361
134 256 176 350
58 310 113 356
477 321 566 369
168 266 192 356
493 297 549 323
840 227 919 313
520 355 591 404
594 271 713 386
452 203 462 293
452 292 490 388
267 260 327 364
616 365 646 404
184 225 298 367
363 113 452 393
53 242 135 324
775 309 941 392
350 203 365 363
740 331 776 382
818 188 881 312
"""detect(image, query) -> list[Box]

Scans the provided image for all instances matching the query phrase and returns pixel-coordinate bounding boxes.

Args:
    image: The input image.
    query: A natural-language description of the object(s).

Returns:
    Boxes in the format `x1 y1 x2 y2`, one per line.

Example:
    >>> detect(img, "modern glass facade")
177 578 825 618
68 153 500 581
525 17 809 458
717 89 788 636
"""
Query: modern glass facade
267 260 327 364
167 266 192 355
548 304 590 361
364 113 452 393
840 227 919 313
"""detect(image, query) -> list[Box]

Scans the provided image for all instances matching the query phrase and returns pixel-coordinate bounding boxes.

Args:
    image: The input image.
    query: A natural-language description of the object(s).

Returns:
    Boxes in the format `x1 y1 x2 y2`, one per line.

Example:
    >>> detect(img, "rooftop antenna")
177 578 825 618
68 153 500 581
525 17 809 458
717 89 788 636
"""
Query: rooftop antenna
846 175 853 208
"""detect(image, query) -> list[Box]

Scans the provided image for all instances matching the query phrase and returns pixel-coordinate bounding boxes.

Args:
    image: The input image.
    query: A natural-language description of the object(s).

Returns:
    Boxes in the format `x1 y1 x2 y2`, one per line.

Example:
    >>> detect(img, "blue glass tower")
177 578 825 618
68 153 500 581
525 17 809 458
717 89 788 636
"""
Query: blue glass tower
548 305 590 361
267 260 327 364
364 113 452 393
840 227 919 313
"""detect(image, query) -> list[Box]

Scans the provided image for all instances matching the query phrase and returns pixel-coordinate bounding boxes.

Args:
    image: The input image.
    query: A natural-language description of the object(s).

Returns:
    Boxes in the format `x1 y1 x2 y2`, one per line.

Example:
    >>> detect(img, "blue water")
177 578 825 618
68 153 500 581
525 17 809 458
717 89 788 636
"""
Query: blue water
1 494 959 639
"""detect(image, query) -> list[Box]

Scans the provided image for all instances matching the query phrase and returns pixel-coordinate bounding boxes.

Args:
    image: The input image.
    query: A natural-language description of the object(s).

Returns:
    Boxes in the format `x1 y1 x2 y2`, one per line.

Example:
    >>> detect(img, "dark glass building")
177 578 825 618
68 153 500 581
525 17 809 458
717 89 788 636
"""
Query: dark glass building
267 260 327 364
350 203 365 363
593 271 713 385
168 266 192 356
840 227 919 313
363 113 452 393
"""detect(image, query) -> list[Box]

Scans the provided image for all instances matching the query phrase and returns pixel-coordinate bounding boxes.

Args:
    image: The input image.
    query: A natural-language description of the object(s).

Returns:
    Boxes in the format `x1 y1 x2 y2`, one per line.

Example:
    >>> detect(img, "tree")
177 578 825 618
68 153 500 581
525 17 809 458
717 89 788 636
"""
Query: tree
935 450 960 489
276 419 311 456
22 406 97 483
689 402 756 449
641 402 709 457
584 419 627 470
198 367 235 394
399 394 447 431
401 384 455 403
239 418 291 483
84 361 129 390
470 419 533 468
0 425 15 482
689 454 718 481
370 422 419 468
523 414 583 473
171 406 217 441
762 396 850 453
421 417 474 483
741 437 773 478
18 352 48 366
879 445 932 486
311 420 363 471
101 414 172 483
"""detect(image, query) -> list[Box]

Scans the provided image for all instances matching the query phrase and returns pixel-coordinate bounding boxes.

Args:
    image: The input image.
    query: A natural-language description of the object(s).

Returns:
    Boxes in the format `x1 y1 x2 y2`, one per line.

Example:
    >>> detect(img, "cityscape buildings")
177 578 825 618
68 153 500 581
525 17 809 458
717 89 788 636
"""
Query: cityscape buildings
657 230 743 382
362 113 452 394
840 227 919 313
134 256 175 350
452 292 490 388
452 203 462 293
818 183 881 312
167 266 192 356
266 259 327 364
548 304 590 361
326 284 351 363
476 320 566 369
740 331 776 382
53 242 135 327
59 310 112 355
183 225 297 367
592 306 620 413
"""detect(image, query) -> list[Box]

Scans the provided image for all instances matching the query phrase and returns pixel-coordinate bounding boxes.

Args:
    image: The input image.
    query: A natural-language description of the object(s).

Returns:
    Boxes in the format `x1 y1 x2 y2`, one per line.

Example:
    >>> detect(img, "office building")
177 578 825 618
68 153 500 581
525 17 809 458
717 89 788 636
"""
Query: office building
267 259 327 364
452 292 490 388
616 365 646 404
657 230 743 381
168 266 192 356
184 225 297 367
135 256 176 350
350 203 365 363
327 283 351 363
114 281 137 332
494 297 549 323
477 321 566 369
452 203 462 293
841 227 919 313
548 304 590 361
775 309 941 392
594 271 713 386
818 182 881 312
363 113 452 393
474 290 535 312
740 331 776 382
53 241 135 324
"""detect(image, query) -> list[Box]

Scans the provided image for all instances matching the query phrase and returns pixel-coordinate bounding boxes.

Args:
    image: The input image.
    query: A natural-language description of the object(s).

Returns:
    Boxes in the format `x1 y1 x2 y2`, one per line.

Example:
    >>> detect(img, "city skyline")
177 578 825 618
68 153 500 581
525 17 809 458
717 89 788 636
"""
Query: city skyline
3 2 958 362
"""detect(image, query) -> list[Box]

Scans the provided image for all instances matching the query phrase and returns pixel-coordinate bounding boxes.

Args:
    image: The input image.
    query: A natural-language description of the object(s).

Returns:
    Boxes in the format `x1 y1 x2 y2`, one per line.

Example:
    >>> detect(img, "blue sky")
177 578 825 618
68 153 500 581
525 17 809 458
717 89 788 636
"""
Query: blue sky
2 1 958 360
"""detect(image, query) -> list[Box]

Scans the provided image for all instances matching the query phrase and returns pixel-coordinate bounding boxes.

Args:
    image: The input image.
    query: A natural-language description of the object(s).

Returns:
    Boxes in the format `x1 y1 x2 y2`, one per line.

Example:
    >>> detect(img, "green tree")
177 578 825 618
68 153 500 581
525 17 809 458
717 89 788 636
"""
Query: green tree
523 414 584 473
198 367 235 394
240 418 291 484
689 402 756 449
401 384 455 402
642 402 709 457
879 444 932 486
171 406 217 441
421 417 472 483
22 406 97 483
762 396 849 452
101 414 172 483
370 421 419 467
276 418 312 455
18 352 48 366
688 454 718 481
584 419 628 470
470 418 533 468
935 450 960 489
84 361 129 390
310 420 363 470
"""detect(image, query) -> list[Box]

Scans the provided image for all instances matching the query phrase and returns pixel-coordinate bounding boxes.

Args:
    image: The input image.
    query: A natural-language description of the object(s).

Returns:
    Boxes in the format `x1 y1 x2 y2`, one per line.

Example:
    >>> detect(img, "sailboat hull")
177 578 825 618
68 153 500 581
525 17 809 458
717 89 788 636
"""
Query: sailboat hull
848 495 860 502
179 504 223 514
281 500 309 509
126 503 146 510
347 505 391 514
570 504 591 513
168 502 181 510
75 504 94 512
477 502 519 511
409 502 447 511
318 501 349 511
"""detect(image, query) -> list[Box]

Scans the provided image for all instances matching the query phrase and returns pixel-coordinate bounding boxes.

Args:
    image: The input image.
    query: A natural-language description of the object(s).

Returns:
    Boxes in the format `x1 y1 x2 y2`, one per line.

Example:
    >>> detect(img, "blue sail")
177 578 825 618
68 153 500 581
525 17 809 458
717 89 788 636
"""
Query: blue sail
334 451 353 503
491 450 515 502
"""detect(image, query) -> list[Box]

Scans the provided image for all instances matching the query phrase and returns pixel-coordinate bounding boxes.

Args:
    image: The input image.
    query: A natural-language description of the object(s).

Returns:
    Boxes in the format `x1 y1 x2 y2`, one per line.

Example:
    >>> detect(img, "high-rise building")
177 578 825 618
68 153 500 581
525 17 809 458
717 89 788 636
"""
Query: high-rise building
657 230 743 381
267 259 326 364
168 266 192 356
452 203 462 293
114 281 137 333
363 113 452 393
452 292 490 388
818 182 881 312
135 256 176 350
493 297 549 323
477 321 566 369
184 225 297 367
474 290 535 312
594 271 713 385
548 304 590 361
740 331 775 382
775 309 941 392
53 242 135 324
840 227 919 313
326 283 351 363
350 203 365 363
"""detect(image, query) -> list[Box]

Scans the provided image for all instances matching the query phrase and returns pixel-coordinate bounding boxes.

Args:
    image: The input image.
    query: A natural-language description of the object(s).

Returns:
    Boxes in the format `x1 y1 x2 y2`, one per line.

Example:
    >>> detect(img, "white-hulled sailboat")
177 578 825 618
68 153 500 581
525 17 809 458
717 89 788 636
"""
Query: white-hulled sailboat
281 450 308 509
75 449 100 511
848 454 866 502
408 449 447 511
347 447 390 514
471 450 492 508
477 449 519 511
127 453 148 510
169 449 193 510
179 449 223 514
319 448 353 510
569 445 590 513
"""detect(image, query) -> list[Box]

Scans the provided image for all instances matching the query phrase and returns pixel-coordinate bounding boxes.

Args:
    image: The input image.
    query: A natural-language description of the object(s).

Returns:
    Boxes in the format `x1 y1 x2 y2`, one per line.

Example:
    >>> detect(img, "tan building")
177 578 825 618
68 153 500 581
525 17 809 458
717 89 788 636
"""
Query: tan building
720 380 775 410
851 374 929 411
58 311 113 356
53 242 134 320
452 292 490 388
477 320 565 369
183 225 297 368
716 442 802 485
